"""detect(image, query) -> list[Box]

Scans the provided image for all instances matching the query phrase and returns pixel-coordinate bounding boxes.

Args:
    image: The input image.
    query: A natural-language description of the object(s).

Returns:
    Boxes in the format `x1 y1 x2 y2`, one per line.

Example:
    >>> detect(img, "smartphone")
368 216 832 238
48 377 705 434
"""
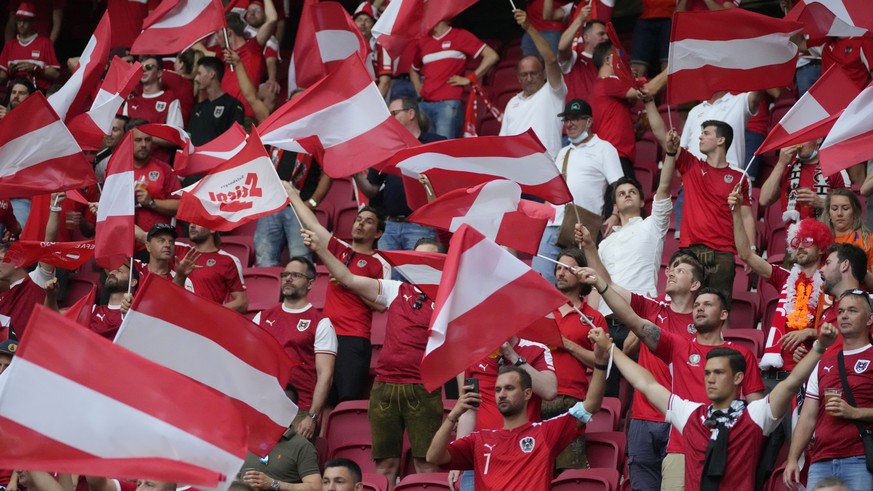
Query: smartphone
465 377 480 407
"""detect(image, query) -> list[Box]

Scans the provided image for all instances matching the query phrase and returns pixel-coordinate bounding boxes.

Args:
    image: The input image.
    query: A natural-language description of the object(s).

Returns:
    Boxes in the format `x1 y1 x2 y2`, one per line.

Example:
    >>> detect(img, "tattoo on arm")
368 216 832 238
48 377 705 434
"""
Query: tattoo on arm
639 322 661 350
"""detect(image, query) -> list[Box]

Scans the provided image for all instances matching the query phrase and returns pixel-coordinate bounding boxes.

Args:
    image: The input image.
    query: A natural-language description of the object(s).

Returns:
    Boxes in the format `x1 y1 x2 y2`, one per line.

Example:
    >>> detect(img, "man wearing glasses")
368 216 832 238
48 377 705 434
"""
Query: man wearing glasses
253 255 337 442
123 55 185 128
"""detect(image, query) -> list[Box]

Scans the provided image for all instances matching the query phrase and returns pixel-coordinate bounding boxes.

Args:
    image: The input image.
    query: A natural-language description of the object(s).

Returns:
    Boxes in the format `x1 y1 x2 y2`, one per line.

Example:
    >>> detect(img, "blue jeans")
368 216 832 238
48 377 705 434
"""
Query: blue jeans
744 130 766 181
808 456 873 491
631 18 672 76
627 419 671 491
419 99 463 139
522 30 561 57
532 225 560 286
460 470 474 491
795 62 822 98
379 221 437 280
11 198 30 232
253 207 311 267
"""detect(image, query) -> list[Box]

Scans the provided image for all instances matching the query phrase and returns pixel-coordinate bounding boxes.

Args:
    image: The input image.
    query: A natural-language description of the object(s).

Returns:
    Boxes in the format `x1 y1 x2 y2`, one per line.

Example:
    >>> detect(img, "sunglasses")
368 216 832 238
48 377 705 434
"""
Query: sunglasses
790 236 816 249
412 293 428 310
839 289 873 311
279 272 313 281
143 64 157 72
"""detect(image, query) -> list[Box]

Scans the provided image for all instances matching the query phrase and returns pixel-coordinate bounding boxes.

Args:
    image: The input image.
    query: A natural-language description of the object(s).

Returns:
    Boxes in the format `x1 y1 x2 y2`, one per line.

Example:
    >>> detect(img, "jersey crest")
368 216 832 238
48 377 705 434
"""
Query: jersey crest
297 319 311 332
206 258 216 267
855 360 870 373
356 259 368 268
155 101 167 112
214 106 224 118
519 436 535 453
148 170 160 181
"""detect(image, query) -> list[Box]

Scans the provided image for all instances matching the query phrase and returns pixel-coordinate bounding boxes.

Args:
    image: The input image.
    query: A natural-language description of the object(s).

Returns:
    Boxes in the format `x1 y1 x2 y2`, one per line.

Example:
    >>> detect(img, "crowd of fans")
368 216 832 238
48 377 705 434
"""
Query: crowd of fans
0 0 873 490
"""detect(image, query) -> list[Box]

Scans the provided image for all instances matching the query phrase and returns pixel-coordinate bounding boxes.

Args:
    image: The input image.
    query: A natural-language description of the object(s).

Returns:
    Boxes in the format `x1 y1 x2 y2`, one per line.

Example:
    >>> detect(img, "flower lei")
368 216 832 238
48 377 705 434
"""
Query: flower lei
784 265 822 330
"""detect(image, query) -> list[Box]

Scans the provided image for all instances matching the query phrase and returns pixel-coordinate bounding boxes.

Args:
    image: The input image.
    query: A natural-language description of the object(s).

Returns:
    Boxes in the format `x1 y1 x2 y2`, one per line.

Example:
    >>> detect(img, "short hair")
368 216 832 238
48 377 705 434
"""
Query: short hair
695 287 728 311
176 49 196 75
287 256 316 279
706 347 747 375
125 118 149 132
582 19 606 35
556 248 587 270
9 78 35 94
701 120 734 152
592 41 612 69
390 95 428 130
497 365 532 390
323 458 363 483
197 55 226 82
671 250 706 285
810 476 850 491
612 176 646 204
225 13 246 36
358 206 386 233
838 289 873 314
138 54 161 65
826 242 868 283
822 188 865 233
414 237 446 253
114 114 131 125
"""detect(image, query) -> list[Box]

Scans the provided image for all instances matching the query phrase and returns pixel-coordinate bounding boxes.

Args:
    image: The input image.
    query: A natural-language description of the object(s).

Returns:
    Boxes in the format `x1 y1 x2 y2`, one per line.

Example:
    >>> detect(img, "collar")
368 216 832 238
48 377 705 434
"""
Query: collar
432 27 452 40
282 303 313 313
17 33 37 45
612 216 643 232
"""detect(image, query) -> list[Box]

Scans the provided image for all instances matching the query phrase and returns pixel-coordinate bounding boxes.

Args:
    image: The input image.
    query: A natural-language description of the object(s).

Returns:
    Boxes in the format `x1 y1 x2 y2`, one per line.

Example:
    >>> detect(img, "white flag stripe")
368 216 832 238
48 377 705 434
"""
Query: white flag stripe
822 86 873 149
778 94 830 133
48 34 98 120
371 0 401 38
89 90 126 133
117 310 297 426
0 121 80 177
262 86 388 150
398 153 559 185
97 171 135 220
315 30 362 62
150 0 214 29
197 142 247 160
184 156 288 221
0 357 244 482
813 0 856 22
669 34 798 72
394 264 442 284
447 182 519 234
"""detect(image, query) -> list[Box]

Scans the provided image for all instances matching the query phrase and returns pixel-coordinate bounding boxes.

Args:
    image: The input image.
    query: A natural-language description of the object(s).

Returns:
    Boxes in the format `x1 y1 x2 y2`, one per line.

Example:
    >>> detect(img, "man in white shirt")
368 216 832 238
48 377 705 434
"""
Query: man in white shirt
499 8 567 159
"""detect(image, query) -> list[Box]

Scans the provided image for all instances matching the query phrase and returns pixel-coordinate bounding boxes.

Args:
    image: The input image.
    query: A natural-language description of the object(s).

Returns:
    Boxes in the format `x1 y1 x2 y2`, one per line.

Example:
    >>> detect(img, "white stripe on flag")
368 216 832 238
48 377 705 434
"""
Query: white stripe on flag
670 33 797 72
150 0 214 29
823 86 873 149
48 33 97 120
197 142 247 161
448 182 518 234
0 357 243 479
398 154 558 186
89 90 126 133
394 264 442 285
117 309 297 427
372 0 401 38
315 30 361 63
779 95 829 134
97 171 135 220
0 121 80 178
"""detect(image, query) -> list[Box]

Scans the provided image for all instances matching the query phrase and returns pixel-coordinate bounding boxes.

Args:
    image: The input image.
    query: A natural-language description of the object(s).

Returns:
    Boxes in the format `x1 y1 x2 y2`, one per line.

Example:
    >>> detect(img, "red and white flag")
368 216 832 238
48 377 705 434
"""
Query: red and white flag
131 0 226 55
115 275 298 456
0 93 96 199
379 250 446 300
372 0 476 59
420 224 569 391
0 305 247 488
785 0 872 38
383 129 572 210
63 284 97 327
606 22 640 90
183 123 249 177
666 9 802 105
67 58 144 150
260 55 420 178
176 127 289 232
407 180 554 256
2 240 95 270
95 133 135 269
757 65 861 155
47 12 111 121
820 81 873 176
287 0 370 91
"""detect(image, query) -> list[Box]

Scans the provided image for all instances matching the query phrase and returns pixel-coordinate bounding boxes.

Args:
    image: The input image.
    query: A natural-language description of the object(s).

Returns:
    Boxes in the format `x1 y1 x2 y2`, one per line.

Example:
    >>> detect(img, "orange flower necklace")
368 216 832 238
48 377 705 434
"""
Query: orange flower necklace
783 268 822 331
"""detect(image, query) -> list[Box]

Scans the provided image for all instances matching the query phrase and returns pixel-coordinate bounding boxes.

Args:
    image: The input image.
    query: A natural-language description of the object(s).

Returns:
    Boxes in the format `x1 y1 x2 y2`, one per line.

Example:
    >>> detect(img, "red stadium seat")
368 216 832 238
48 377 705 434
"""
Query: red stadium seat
729 290 759 330
60 278 97 309
242 268 281 313
587 397 622 433
309 270 329 310
324 177 354 209
394 473 452 491
768 223 788 258
314 202 333 232
552 469 620 491
361 473 389 491
634 139 659 175
634 167 655 195
489 65 520 95
220 236 253 268
228 219 258 238
586 432 626 470
477 116 501 136
330 440 376 474
333 203 361 243
324 400 372 454
724 328 765 358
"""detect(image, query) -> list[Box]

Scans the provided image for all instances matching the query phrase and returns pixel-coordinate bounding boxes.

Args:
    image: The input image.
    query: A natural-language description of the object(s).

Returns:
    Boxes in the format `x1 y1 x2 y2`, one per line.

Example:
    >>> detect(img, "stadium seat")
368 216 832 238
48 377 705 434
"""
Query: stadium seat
585 432 626 470
315 202 333 232
333 203 361 242
634 167 655 195
724 328 765 358
323 177 354 208
551 468 620 491
767 223 788 257
330 440 377 474
729 290 759 330
394 473 452 491
73 257 102 286
489 65 521 96
323 400 372 453
309 270 329 309
361 473 389 491
634 139 659 176
314 436 329 470
477 116 501 136
60 277 97 309
219 236 253 268
587 397 622 433
242 269 281 313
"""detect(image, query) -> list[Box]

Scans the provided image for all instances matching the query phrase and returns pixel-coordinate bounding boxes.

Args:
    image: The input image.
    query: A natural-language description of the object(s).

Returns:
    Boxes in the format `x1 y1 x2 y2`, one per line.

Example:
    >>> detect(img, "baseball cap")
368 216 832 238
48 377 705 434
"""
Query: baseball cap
558 99 592 119
147 223 178 241
353 2 377 20
15 2 36 19
0 339 18 356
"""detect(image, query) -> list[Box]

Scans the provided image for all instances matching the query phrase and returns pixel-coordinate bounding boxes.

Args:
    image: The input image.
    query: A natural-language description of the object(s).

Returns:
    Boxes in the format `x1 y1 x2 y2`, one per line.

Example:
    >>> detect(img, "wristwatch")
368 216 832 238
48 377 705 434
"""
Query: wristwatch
270 480 280 491
514 356 527 367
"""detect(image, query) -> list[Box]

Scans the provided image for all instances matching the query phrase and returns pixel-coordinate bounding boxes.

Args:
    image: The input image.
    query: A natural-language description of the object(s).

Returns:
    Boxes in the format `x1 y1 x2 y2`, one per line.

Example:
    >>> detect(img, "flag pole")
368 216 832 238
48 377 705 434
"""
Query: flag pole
509 0 517 10
223 28 235 72
537 254 578 272
127 256 134 294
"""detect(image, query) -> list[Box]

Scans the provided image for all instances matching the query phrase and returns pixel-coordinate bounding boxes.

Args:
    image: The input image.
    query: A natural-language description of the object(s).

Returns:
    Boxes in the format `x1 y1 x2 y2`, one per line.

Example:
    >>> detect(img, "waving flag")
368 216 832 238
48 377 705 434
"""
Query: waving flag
820 82 873 176
115 275 298 455
785 0 871 37
48 12 111 121
183 123 249 177
0 93 96 199
95 133 135 269
407 180 554 255
0 306 247 488
380 250 446 300
260 55 419 178
667 9 802 105
62 284 97 327
176 127 289 232
757 66 861 154
606 22 640 89
67 58 144 150
2 241 95 270
384 129 572 210
131 0 226 55
287 0 370 91
372 0 477 58
420 225 568 391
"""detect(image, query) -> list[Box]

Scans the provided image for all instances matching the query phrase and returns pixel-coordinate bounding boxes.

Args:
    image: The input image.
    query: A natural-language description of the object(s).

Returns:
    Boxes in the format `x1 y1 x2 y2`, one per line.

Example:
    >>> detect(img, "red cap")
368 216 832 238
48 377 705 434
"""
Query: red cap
15 2 36 19
353 2 377 21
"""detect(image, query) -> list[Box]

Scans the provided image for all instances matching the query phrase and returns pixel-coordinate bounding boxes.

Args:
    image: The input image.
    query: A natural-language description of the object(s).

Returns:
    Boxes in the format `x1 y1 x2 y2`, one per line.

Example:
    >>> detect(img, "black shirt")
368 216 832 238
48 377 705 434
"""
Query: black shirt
187 93 245 146
367 131 446 217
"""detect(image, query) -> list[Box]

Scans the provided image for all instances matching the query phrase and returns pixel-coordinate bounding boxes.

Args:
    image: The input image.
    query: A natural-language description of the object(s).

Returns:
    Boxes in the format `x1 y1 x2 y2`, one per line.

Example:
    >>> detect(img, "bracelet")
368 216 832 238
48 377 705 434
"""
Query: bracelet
665 150 677 157
49 206 62 213
596 283 609 295
307 411 319 423
812 340 826 354
594 362 609 371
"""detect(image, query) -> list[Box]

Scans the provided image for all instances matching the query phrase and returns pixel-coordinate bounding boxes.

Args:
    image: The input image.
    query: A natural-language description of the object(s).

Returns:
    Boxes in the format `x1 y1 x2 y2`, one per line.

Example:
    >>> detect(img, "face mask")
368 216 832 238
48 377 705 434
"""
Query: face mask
799 149 818 162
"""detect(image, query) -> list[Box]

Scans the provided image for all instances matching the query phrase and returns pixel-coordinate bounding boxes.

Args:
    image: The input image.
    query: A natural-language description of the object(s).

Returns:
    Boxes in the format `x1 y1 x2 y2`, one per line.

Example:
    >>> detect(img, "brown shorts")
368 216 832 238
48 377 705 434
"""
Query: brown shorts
369 382 443 460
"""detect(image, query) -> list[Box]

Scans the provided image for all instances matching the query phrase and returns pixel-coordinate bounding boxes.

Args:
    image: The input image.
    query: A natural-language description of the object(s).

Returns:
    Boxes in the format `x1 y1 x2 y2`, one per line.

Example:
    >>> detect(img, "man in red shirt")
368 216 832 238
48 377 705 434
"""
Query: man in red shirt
558 14 607 104
0 2 59 90
128 122 181 254
173 224 247 312
253 256 336 441
124 56 184 128
303 230 444 486
287 182 391 404
428 350 608 491
217 13 268 120
354 2 392 98
5 0 63 43
592 316 838 491
241 0 280 96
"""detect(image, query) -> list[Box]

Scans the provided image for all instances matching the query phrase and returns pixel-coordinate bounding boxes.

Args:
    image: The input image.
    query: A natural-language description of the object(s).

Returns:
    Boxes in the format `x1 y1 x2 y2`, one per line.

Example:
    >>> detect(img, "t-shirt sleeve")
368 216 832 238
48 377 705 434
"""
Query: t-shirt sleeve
43 40 59 67
653 328 678 363
601 143 624 185
630 292 658 321
806 362 821 400
314 317 338 354
545 413 583 451
766 267 790 291
748 397 782 435
375 279 402 307
294 440 321 478
226 255 246 292
530 343 556 371
666 394 702 434
675 150 694 176
458 29 487 59
162 166 182 195
603 77 631 99
739 346 765 395
446 436 476 470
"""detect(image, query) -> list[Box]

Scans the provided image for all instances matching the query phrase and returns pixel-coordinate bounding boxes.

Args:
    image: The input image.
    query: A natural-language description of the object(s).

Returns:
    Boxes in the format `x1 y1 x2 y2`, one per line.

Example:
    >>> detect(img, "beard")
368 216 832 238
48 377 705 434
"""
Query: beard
104 277 126 294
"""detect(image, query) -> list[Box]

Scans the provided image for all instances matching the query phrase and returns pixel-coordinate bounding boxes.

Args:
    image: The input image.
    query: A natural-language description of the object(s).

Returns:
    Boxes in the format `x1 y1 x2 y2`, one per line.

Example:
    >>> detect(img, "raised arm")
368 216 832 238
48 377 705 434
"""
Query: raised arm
499 340 558 400
255 0 279 47
558 4 590 63
574 224 632 305
729 187 772 279
285 181 332 249
427 388 482 465
224 48 270 123
590 328 670 414
580 328 610 415
515 9 562 89
770 323 836 418
300 228 381 303
654 127 678 200
759 147 794 206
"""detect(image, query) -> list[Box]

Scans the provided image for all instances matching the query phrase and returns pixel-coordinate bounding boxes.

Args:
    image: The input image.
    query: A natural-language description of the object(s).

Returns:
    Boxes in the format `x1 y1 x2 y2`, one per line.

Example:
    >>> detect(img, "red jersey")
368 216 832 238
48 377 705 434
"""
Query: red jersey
630 293 695 422
807 344 873 462
654 330 765 453
7 0 65 39
254 303 337 411
133 158 181 245
374 280 433 384
132 259 193 292
564 48 598 103
551 305 603 400
219 38 265 117
447 413 582 491
0 267 51 340
822 36 873 91
0 34 60 90
413 27 486 102
466 339 556 431
676 150 751 253
590 76 636 160
174 244 245 305
527 0 570 31
160 70 195 124
123 90 184 128
668 395 779 491
89 304 124 340
324 236 391 339
640 0 675 19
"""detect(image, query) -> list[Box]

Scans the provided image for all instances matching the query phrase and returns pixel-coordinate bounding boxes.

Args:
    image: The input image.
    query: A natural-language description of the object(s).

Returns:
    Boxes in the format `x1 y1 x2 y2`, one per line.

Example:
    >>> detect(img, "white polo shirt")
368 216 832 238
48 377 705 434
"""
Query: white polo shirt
550 135 623 223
